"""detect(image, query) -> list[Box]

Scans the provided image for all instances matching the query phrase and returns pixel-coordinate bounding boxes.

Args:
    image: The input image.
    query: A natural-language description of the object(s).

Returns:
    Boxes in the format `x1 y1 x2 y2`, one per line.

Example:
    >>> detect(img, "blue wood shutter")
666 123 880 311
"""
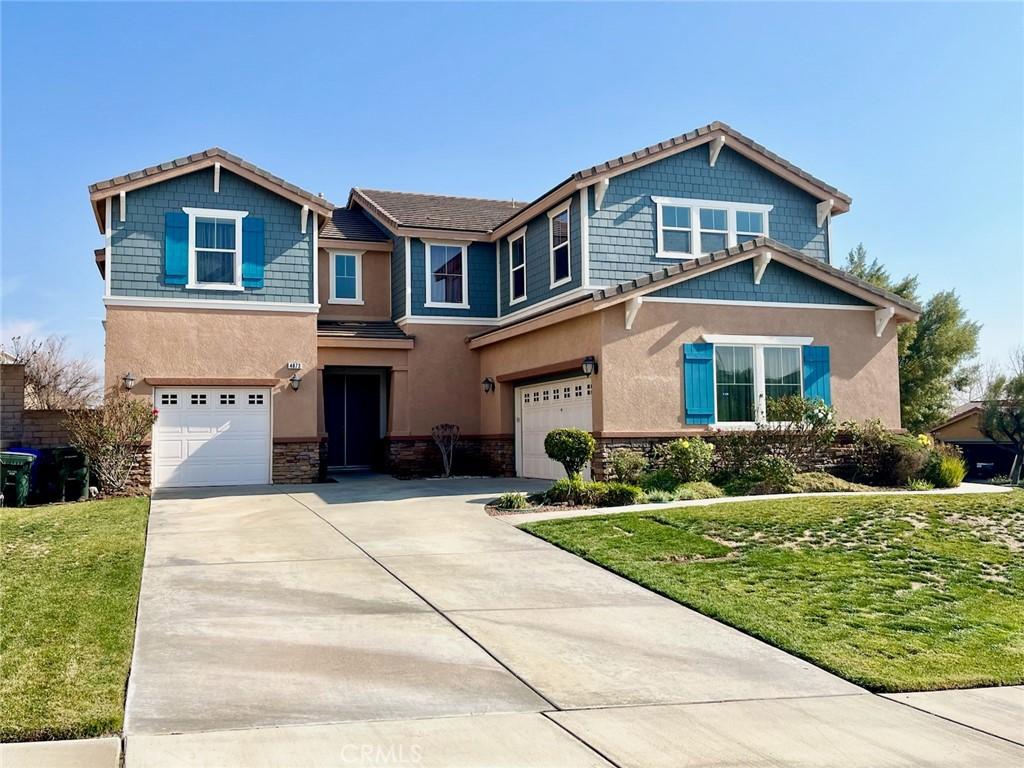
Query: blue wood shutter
163 211 188 285
802 345 832 405
683 342 715 424
242 217 265 289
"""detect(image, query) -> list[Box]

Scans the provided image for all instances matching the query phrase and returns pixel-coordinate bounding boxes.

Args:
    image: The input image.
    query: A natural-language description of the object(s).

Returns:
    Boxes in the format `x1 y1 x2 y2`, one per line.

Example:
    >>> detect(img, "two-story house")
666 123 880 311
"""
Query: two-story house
90 122 920 488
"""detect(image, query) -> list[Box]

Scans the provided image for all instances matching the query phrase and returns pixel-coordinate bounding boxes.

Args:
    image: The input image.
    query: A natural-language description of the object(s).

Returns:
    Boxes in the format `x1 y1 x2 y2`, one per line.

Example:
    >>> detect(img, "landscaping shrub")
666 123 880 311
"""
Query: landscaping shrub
639 469 680 493
762 395 838 465
843 420 930 486
598 482 645 507
907 478 935 491
643 489 675 504
494 492 530 510
545 477 605 506
544 428 596 479
64 389 158 495
712 431 764 478
790 472 872 493
924 446 968 488
674 481 724 500
743 455 797 494
657 437 714 483
608 448 648 485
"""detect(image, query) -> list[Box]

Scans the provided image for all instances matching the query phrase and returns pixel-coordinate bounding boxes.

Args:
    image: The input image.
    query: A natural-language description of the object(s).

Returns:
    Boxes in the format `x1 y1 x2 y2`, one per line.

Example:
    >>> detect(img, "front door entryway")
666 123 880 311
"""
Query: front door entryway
324 370 385 470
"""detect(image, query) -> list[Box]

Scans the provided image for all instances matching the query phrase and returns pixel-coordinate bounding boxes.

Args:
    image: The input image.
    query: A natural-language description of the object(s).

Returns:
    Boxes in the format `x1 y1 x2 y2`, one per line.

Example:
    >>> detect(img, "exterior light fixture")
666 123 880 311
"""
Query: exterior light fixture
581 356 599 377
122 372 136 390
482 377 495 393
289 373 302 391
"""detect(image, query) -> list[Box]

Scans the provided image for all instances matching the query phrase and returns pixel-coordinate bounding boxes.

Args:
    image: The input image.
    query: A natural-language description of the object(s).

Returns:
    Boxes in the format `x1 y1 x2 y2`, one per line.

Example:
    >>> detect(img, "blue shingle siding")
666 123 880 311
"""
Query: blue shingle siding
651 260 871 305
109 168 313 303
497 192 582 316
588 146 829 286
409 239 498 318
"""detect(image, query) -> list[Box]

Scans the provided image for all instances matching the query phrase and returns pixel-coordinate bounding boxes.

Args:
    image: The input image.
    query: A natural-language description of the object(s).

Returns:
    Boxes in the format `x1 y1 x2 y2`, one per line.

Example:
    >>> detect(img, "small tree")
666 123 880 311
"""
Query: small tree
979 349 1024 484
64 389 157 495
544 428 595 480
431 423 460 478
2 334 99 409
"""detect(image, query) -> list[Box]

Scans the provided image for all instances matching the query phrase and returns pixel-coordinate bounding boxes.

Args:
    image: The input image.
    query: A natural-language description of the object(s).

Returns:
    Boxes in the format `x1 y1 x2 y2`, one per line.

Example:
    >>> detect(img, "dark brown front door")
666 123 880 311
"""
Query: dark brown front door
324 373 382 469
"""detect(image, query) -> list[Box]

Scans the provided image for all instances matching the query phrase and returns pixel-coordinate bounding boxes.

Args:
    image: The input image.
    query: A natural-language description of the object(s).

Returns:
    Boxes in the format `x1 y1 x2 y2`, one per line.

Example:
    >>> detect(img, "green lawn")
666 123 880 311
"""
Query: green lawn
1 497 149 742
521 492 1024 692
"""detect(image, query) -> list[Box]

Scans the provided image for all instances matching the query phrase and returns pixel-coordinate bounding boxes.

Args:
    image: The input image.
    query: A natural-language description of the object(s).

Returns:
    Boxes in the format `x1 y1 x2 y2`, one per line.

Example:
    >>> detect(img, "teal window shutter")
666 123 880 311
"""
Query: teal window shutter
164 211 188 285
242 217 265 289
683 342 715 424
802 345 832 405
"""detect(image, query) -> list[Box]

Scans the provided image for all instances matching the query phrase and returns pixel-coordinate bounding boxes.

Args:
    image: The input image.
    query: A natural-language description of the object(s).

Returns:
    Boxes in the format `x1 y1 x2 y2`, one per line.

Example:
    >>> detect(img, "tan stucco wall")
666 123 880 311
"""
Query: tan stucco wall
104 306 319 438
933 412 985 441
598 301 901 432
477 314 604 435
316 346 410 436
317 247 392 320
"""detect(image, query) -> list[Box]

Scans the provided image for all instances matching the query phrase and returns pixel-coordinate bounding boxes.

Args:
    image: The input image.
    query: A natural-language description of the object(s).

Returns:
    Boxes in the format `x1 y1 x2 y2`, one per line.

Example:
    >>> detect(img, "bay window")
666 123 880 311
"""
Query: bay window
653 197 772 259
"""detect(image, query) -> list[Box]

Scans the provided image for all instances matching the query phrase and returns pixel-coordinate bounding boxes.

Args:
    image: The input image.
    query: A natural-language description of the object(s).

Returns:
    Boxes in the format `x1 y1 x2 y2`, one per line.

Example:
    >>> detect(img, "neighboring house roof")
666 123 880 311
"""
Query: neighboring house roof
930 403 985 433
317 320 412 340
88 147 335 232
349 122 852 240
320 208 391 242
350 189 524 235
468 238 921 349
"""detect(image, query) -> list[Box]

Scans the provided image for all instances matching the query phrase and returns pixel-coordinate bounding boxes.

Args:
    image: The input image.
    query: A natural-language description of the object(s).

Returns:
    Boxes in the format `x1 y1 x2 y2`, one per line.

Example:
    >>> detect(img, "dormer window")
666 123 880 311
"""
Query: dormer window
183 207 248 290
653 197 771 259
548 203 571 288
425 242 469 308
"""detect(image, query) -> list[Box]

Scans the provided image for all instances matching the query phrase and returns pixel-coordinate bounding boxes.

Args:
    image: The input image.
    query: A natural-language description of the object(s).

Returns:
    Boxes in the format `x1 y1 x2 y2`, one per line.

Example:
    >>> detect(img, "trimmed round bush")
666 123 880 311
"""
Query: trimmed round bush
660 437 715 483
608 448 648 485
544 428 596 479
675 481 724 500
747 455 797 492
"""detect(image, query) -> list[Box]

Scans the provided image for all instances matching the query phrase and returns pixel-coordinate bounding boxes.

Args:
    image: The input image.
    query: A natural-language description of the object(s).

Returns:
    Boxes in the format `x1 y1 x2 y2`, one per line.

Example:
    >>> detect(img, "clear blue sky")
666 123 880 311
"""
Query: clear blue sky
2 2 1021 371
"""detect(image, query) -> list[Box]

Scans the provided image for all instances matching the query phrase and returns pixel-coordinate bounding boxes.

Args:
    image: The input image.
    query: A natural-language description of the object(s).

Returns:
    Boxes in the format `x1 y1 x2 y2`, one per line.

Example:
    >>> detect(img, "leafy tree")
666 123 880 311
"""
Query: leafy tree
2 334 99 409
843 244 979 431
979 349 1024 484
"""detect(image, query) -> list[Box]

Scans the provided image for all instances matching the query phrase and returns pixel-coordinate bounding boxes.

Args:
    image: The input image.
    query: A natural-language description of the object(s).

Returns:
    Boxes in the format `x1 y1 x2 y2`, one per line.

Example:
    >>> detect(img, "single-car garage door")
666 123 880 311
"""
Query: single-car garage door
516 376 593 480
152 387 271 488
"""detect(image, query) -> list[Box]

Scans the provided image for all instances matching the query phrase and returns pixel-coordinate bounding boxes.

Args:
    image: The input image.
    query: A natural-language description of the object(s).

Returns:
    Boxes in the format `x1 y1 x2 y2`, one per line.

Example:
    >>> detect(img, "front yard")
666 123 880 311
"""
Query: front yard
522 492 1024 692
0 497 149 742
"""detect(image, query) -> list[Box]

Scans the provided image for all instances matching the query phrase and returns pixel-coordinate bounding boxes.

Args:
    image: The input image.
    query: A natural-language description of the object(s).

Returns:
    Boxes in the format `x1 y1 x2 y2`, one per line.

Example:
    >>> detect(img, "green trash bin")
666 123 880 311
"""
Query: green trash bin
1 452 36 508
54 447 90 502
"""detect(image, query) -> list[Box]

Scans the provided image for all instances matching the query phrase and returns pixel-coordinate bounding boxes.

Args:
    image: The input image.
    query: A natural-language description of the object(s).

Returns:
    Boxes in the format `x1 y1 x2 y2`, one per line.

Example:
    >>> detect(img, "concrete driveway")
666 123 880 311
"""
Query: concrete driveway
124 476 1024 767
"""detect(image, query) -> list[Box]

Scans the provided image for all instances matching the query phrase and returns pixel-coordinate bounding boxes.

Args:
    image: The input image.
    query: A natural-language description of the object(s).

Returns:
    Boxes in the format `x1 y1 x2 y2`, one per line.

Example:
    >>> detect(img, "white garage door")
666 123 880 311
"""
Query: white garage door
516 377 593 480
152 387 271 488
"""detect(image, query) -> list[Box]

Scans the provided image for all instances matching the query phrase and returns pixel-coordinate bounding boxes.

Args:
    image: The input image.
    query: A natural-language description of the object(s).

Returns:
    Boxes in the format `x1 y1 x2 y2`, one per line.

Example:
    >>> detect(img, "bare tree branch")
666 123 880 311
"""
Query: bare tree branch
1 335 100 409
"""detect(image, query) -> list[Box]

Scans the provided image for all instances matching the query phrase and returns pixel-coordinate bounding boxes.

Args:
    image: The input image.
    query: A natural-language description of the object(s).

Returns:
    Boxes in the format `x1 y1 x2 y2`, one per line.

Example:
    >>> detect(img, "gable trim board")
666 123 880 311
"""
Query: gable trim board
468 239 920 349
90 147 334 233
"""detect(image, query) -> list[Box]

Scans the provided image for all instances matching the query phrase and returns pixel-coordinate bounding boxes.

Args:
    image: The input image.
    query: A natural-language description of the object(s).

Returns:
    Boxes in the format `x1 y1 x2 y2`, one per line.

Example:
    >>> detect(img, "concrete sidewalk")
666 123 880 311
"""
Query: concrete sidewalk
120 476 1023 766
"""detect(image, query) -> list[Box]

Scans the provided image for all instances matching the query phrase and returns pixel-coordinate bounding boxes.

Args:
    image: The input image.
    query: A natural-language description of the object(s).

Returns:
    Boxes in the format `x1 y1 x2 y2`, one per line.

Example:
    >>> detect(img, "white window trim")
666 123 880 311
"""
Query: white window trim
548 202 572 289
328 250 364 305
183 207 248 291
507 227 528 306
424 240 470 309
709 339 807 428
652 196 772 260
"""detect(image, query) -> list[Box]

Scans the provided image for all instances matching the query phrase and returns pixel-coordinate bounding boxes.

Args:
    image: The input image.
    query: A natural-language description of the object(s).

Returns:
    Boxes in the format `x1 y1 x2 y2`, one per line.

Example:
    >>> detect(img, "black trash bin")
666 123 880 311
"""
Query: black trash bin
53 447 90 502
1 452 36 507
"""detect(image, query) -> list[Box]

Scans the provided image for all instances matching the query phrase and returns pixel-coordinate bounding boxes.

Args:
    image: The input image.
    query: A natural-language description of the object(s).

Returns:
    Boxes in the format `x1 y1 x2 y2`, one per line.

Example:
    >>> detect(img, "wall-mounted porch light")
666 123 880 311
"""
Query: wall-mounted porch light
122 372 137 390
481 377 495 393
581 356 599 377
289 373 302 391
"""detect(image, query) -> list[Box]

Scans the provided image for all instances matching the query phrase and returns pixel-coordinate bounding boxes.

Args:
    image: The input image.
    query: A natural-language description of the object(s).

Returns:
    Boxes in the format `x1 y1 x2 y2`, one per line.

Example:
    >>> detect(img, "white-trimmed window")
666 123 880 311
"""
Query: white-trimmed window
548 204 571 287
329 251 363 304
706 335 809 426
183 207 247 290
653 197 771 259
425 242 469 308
508 228 527 305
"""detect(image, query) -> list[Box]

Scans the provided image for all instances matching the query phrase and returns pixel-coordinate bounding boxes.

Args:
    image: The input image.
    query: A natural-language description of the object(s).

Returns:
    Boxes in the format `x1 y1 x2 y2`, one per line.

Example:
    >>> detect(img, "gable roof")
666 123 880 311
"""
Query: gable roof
347 122 852 241
468 239 920 349
88 147 335 232
320 207 391 242
350 189 524 236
